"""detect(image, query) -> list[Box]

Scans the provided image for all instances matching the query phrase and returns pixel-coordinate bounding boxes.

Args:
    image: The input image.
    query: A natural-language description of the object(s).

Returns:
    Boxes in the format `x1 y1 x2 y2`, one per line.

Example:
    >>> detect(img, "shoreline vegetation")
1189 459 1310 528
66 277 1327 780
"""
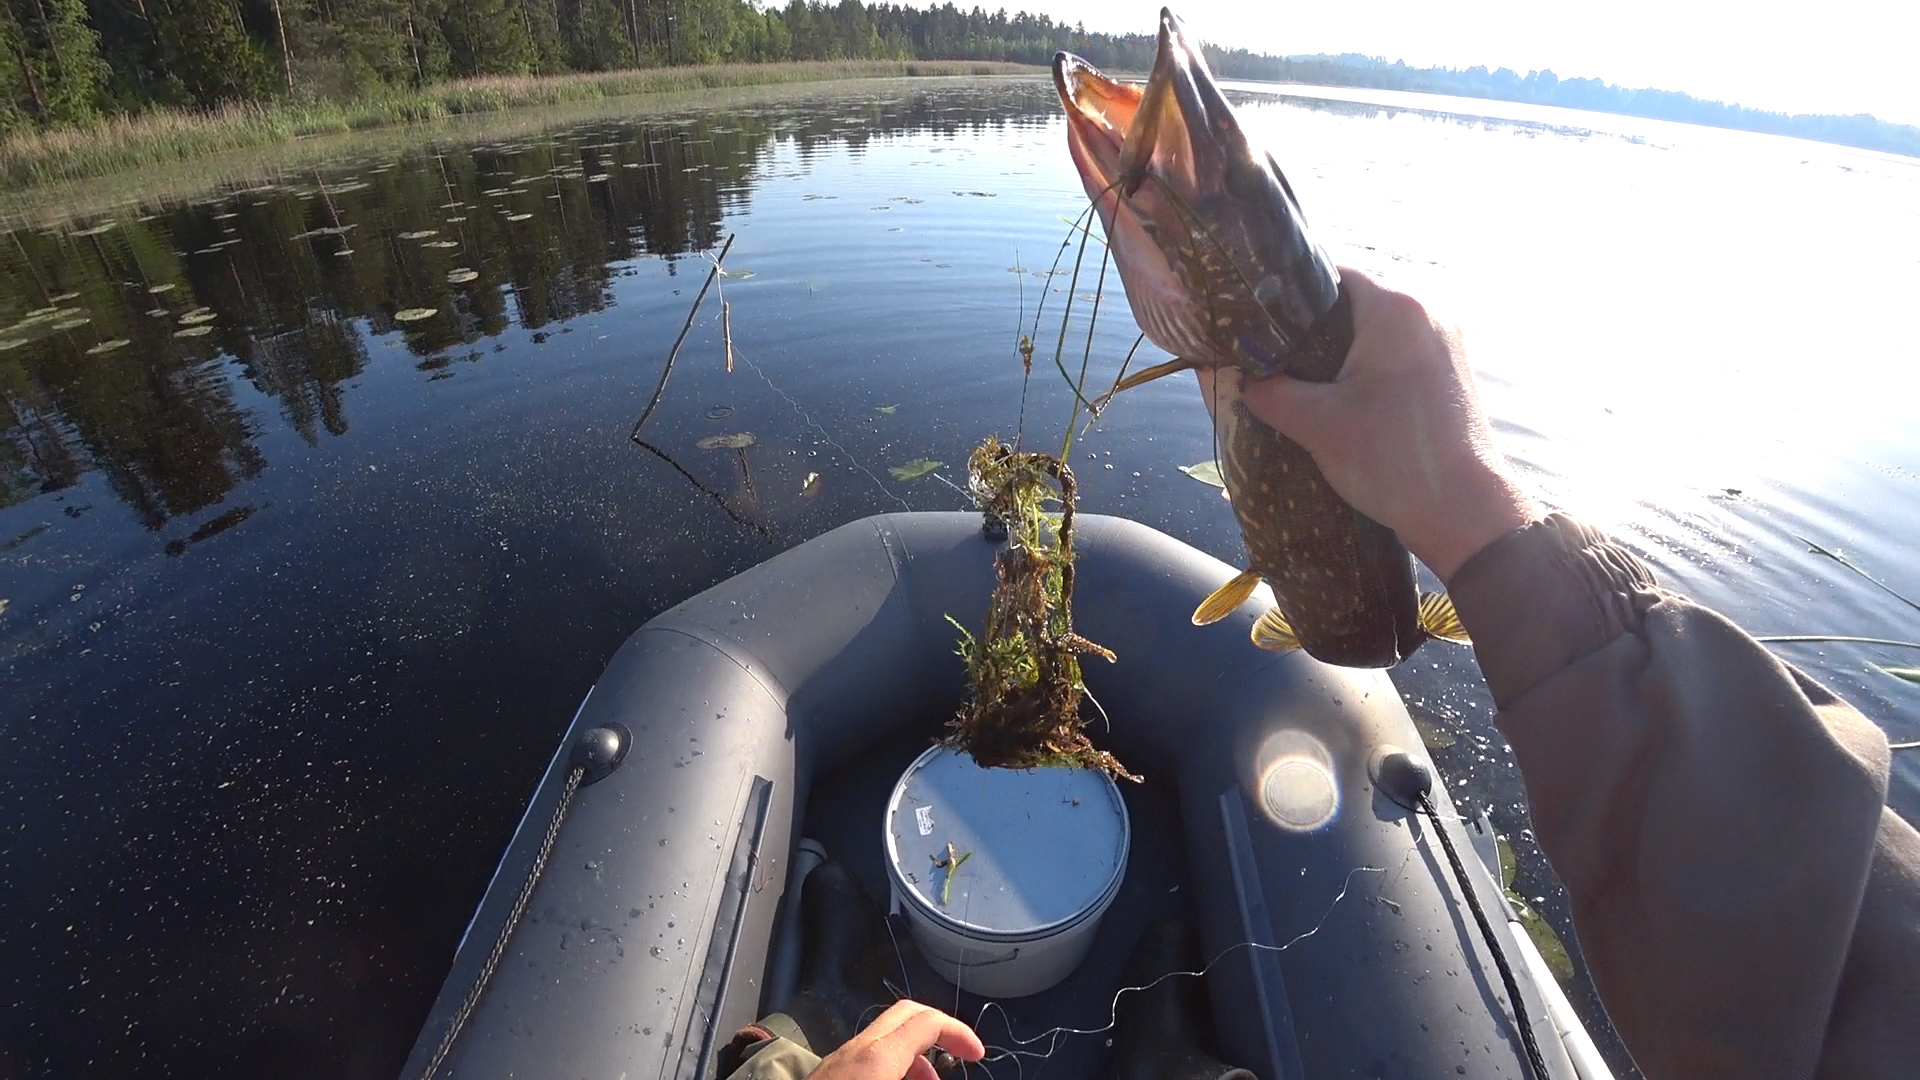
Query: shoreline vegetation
3 0 1914 192
0 60 1031 188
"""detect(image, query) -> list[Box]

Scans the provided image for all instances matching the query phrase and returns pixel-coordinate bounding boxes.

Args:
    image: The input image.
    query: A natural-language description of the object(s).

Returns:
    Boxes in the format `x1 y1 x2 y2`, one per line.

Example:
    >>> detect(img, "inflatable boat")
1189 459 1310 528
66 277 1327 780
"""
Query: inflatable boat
403 513 1612 1080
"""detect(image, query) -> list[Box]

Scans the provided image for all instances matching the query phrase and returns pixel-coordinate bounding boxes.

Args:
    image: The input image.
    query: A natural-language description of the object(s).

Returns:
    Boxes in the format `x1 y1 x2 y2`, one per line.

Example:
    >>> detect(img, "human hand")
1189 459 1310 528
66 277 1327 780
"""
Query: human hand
1197 269 1539 582
810 1000 985 1080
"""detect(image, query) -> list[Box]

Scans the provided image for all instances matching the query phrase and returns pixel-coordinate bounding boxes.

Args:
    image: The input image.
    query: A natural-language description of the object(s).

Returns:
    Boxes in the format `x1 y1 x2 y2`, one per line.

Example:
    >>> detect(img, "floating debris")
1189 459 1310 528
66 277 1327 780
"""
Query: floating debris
394 308 438 323
422 240 460 249
802 471 822 496
178 309 216 325
696 432 756 450
51 316 91 331
148 283 176 294
398 230 439 240
1178 460 1225 487
587 173 610 182
86 339 132 356
446 269 480 284
875 404 899 415
291 224 355 240
48 290 80 302
889 459 943 481
174 325 214 338
506 213 533 222
333 249 354 256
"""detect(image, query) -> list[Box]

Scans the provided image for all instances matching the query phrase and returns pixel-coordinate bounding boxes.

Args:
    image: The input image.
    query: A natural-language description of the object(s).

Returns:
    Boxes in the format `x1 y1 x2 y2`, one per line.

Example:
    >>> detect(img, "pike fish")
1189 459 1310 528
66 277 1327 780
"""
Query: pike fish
1052 9 1466 667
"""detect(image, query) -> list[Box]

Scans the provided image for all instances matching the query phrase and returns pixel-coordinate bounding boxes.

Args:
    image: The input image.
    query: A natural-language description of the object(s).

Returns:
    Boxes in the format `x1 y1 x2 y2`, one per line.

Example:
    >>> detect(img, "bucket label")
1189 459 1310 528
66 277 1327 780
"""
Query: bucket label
914 805 935 836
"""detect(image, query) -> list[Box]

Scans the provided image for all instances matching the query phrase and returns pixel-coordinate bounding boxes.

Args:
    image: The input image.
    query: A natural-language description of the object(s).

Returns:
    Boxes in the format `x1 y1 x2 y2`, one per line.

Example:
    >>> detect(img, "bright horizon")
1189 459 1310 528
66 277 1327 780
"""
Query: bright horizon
1007 0 1920 129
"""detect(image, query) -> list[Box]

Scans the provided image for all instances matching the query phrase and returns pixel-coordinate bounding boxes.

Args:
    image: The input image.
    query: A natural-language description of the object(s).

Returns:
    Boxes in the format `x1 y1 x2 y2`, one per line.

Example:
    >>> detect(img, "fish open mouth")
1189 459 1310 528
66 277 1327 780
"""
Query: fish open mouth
1052 9 1341 374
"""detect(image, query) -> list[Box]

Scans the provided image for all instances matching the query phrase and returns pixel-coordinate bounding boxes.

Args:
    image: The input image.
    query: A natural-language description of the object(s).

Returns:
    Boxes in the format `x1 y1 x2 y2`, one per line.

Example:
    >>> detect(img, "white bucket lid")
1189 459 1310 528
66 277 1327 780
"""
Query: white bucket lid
883 746 1129 941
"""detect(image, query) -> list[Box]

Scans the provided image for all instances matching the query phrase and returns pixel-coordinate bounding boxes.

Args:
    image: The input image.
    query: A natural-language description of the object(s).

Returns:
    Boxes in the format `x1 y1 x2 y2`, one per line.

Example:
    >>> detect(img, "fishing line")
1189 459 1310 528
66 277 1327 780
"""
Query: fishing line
727 341 910 513
967 863 1387 1066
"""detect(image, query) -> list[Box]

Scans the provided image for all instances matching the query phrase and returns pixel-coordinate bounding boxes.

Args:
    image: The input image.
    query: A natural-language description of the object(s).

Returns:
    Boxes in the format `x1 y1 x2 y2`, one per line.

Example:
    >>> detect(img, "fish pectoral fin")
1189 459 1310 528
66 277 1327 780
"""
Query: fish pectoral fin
1192 568 1262 625
1096 357 1196 409
1250 607 1301 652
1418 591 1471 643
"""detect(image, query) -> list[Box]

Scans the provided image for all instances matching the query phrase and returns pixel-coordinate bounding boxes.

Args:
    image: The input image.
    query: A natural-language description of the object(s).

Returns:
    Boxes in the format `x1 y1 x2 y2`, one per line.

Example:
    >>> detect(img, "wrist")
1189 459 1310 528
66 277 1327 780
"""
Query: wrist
1406 469 1541 584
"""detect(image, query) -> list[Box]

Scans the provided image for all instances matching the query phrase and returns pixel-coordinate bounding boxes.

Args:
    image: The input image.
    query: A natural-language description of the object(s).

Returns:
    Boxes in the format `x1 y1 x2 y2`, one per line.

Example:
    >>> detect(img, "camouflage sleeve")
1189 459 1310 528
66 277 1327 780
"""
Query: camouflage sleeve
1446 513 1919 1079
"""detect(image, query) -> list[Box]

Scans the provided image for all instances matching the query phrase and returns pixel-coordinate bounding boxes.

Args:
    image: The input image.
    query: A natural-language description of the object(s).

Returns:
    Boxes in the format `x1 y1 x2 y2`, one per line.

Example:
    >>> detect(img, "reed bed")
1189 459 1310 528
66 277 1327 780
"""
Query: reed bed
1 60 1034 188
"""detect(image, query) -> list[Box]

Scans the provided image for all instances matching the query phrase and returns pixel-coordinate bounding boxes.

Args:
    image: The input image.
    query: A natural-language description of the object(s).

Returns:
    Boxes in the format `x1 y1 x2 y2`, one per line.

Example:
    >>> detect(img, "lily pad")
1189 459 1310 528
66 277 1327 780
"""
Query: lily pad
874 404 898 415
394 307 438 323
1875 665 1920 684
889 459 943 481
447 269 480 284
86 338 131 355
1179 460 1225 487
696 432 756 450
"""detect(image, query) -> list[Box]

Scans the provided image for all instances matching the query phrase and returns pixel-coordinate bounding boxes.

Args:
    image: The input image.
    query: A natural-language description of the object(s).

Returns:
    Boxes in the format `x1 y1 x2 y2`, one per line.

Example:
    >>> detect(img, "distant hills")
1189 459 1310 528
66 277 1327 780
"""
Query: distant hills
1199 48 1920 158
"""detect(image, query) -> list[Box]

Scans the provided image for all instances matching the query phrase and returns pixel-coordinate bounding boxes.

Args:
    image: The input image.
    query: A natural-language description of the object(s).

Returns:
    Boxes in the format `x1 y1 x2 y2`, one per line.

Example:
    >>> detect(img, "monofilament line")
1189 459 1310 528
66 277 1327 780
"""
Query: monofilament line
970 864 1387 1071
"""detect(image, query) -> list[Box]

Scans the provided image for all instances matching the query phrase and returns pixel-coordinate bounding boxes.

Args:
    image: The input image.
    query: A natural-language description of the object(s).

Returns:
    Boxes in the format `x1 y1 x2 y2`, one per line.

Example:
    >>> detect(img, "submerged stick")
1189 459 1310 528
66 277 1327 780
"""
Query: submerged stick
630 232 735 440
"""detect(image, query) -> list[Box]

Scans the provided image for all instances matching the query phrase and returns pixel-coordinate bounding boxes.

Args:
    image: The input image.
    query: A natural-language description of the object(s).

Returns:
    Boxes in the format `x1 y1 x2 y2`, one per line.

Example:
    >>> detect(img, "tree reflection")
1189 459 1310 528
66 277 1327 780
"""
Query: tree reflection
0 84 1053 524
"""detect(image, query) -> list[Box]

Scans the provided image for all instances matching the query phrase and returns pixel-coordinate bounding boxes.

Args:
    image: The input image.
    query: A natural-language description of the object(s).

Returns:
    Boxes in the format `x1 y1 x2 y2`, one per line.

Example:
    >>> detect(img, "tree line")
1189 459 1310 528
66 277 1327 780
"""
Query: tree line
3 0 1915 157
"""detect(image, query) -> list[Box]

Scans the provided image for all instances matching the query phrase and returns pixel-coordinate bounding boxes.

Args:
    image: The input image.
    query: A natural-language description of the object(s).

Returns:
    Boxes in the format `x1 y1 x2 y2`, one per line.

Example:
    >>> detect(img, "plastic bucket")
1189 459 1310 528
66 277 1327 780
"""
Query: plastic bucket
883 746 1129 998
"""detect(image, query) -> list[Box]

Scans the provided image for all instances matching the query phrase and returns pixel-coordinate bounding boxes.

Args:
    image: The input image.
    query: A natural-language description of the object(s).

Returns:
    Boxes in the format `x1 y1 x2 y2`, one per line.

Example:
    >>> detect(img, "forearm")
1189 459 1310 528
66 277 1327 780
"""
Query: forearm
1448 515 1914 1078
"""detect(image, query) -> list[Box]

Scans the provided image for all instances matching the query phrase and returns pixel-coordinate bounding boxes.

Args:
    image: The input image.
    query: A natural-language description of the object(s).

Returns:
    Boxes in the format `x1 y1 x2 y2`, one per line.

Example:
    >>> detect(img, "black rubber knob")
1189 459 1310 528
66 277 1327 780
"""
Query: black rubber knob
572 724 630 786
1370 745 1433 810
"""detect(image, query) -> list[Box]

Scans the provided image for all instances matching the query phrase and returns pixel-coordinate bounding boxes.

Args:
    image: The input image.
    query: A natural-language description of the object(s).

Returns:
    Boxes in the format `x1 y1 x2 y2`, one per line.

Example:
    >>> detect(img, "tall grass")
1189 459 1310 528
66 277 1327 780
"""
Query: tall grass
0 60 1036 189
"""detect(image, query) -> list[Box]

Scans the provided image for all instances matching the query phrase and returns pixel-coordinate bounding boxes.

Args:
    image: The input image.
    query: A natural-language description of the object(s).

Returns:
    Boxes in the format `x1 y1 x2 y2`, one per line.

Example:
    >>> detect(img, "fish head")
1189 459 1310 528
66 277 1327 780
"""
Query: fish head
1053 9 1341 378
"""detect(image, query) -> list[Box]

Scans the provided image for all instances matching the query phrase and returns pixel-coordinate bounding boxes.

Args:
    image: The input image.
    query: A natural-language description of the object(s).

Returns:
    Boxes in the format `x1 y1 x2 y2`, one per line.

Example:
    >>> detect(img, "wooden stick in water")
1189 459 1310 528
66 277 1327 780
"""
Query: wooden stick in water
631 232 735 440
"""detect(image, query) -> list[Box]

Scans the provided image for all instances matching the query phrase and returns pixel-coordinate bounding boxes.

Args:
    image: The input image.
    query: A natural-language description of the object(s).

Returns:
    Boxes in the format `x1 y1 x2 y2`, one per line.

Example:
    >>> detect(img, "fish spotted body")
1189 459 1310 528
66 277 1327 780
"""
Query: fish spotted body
1052 9 1464 667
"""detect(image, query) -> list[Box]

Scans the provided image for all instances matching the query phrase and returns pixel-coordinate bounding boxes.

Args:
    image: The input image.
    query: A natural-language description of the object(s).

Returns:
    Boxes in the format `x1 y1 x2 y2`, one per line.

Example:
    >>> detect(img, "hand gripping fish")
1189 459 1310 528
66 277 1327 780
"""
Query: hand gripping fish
1052 9 1466 667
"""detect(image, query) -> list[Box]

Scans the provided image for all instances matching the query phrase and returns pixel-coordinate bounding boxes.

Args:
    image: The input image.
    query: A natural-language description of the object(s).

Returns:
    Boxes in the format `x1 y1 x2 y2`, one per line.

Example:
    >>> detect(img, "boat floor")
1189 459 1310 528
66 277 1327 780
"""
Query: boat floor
802 725 1207 1080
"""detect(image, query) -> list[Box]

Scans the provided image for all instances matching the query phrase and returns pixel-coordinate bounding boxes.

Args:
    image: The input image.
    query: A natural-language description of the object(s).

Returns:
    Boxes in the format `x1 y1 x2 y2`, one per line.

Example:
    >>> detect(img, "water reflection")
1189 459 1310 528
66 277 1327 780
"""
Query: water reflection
0 84 1057 527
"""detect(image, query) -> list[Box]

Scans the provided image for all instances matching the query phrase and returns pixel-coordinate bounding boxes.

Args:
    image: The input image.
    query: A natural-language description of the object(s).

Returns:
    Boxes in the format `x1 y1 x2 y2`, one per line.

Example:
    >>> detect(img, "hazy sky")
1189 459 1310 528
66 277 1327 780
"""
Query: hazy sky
1031 0 1920 127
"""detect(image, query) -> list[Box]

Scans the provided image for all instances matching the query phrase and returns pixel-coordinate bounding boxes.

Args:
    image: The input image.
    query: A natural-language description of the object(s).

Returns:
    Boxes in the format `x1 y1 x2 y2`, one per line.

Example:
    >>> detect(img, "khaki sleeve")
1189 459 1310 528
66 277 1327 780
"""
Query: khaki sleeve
1447 514 1920 1080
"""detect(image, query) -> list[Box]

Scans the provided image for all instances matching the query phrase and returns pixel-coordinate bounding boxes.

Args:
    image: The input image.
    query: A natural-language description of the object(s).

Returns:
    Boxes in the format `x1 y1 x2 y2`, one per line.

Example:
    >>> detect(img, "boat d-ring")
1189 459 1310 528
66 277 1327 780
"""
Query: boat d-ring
572 723 630 786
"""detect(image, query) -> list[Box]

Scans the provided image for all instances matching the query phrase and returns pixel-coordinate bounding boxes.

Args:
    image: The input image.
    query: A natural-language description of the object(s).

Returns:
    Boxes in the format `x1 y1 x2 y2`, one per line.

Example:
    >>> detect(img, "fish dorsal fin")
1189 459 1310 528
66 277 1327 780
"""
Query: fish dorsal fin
1418 591 1470 643
1192 568 1262 625
1250 607 1301 652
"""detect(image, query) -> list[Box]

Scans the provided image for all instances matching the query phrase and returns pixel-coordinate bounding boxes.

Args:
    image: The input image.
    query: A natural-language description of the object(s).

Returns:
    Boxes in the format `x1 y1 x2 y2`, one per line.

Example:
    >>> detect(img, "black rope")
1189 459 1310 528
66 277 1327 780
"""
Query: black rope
420 764 587 1080
1418 793 1552 1080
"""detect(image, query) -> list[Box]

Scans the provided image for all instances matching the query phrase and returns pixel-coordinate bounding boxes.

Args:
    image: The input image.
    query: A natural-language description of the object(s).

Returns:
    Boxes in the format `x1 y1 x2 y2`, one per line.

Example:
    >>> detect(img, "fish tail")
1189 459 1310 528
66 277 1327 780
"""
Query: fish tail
1418 591 1470 643
1193 568 1262 625
1250 607 1302 652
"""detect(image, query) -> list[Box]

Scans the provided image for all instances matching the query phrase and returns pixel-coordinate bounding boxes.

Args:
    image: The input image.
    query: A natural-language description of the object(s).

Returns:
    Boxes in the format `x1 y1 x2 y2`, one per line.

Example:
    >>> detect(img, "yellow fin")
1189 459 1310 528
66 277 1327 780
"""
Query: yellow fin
1418 591 1470 643
1192 568 1262 625
1250 607 1301 652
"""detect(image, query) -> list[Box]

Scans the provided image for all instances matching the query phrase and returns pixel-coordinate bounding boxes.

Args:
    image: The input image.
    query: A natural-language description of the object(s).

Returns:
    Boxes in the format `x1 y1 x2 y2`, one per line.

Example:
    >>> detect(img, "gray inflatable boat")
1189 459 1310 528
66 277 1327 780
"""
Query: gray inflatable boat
403 513 1611 1080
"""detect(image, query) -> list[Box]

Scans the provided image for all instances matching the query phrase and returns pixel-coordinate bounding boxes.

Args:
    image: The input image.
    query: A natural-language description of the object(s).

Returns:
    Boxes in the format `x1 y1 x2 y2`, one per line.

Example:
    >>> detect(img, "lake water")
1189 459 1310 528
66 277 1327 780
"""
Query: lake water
3 75 1916 1077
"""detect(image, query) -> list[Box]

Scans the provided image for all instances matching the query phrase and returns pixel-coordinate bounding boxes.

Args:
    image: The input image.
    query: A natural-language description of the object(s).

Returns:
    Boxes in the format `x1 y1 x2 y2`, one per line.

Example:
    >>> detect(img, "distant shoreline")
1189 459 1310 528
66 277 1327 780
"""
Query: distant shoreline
0 61 1038 190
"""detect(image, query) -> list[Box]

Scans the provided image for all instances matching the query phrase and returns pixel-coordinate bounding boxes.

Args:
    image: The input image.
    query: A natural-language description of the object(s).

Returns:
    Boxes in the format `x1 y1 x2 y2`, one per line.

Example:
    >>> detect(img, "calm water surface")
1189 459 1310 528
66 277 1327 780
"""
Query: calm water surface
3 76 1916 1077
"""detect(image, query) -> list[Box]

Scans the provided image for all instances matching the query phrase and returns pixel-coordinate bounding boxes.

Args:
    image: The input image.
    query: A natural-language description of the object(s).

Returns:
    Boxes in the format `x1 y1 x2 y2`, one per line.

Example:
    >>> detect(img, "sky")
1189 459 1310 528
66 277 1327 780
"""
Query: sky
1029 0 1920 128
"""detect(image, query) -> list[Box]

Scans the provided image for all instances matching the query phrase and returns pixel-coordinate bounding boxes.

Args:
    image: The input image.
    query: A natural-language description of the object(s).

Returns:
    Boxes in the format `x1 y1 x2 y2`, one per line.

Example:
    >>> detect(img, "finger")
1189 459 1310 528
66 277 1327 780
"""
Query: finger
905 1054 941 1080
873 1007 986 1064
1239 369 1333 443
